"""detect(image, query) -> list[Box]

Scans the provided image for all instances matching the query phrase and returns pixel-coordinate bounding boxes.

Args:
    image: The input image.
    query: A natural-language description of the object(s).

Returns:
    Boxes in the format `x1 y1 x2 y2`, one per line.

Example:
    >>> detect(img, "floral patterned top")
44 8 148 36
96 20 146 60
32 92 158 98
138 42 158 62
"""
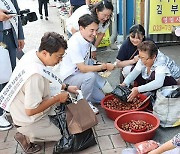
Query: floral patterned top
172 133 180 147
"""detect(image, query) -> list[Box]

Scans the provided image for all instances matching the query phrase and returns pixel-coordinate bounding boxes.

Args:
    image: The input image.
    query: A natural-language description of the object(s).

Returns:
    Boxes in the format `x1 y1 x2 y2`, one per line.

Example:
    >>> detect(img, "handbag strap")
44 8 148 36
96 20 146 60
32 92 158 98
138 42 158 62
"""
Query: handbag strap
129 49 138 60
68 92 77 103
89 45 92 59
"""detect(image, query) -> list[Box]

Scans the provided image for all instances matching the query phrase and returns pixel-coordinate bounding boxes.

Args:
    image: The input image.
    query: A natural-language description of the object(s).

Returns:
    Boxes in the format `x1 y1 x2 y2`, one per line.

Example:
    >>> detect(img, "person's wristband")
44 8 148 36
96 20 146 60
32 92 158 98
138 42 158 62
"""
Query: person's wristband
113 61 117 68
64 84 69 91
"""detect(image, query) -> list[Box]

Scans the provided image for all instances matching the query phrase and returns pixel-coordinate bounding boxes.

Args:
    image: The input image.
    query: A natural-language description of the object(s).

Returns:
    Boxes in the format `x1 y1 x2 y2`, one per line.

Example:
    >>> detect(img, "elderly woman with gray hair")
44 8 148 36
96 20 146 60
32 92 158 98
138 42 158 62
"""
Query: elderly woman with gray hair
121 41 180 102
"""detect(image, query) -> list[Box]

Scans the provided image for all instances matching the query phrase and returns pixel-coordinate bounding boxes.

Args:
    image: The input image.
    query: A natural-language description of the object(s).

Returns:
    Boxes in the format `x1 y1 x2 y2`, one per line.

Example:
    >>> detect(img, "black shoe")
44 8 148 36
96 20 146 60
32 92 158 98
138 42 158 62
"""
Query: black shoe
45 17 48 20
40 15 43 19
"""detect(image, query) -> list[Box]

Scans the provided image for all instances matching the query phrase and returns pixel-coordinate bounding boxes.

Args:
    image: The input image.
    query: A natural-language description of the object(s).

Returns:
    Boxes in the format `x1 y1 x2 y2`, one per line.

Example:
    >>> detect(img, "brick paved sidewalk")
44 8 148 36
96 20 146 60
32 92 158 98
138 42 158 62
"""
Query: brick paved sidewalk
0 103 180 153
0 105 131 154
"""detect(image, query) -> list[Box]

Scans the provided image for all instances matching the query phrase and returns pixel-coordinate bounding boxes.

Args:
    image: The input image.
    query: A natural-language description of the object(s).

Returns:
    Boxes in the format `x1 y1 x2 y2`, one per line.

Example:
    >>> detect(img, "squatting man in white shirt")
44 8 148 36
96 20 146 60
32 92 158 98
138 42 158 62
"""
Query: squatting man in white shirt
59 14 115 114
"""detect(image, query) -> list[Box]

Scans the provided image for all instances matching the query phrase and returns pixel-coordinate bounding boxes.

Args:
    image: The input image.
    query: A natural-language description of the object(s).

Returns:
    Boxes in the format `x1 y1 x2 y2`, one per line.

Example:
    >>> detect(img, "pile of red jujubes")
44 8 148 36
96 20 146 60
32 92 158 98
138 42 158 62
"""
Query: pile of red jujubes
104 96 142 111
121 120 154 132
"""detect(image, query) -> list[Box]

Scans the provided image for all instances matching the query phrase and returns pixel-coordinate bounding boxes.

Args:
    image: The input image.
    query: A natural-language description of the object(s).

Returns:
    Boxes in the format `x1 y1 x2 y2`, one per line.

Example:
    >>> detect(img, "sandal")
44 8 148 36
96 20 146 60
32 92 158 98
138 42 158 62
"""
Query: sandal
14 132 41 154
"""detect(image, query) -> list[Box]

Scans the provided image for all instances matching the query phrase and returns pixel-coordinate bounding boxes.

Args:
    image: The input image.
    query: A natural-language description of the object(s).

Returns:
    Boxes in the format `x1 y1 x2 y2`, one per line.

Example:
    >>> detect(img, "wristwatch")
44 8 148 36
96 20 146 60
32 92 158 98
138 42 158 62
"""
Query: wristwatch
64 84 69 91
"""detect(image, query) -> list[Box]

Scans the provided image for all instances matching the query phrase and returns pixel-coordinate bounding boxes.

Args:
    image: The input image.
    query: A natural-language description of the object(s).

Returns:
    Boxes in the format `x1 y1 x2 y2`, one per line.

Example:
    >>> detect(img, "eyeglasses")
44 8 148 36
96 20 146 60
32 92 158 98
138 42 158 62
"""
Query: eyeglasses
99 12 111 19
55 52 67 59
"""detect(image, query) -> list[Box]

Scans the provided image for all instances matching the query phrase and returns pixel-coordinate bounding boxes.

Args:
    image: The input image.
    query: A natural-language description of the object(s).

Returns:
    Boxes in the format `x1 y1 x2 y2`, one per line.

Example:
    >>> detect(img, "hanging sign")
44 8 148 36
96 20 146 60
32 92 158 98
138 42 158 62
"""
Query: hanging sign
136 0 141 24
149 0 180 34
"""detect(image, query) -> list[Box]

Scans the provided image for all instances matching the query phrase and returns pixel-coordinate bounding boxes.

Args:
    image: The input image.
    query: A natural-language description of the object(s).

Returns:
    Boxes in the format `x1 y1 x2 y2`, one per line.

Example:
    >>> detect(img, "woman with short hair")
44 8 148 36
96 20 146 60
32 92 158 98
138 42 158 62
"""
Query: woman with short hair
122 41 180 102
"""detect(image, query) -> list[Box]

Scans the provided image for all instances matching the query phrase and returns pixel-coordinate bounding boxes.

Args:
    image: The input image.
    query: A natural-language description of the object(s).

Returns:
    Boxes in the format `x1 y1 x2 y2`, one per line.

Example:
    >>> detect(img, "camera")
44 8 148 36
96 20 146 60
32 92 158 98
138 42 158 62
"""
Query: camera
20 9 38 26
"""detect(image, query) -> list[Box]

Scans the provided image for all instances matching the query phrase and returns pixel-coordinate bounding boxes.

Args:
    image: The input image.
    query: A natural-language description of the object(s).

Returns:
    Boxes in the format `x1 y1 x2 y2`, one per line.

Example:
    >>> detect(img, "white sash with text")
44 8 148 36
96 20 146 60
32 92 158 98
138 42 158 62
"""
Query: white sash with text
0 63 62 111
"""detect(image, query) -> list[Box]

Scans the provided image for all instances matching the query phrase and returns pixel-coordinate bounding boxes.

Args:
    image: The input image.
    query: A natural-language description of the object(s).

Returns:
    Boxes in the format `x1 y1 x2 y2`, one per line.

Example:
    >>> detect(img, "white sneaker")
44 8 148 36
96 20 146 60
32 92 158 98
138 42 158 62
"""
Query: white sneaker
88 102 99 115
0 114 12 131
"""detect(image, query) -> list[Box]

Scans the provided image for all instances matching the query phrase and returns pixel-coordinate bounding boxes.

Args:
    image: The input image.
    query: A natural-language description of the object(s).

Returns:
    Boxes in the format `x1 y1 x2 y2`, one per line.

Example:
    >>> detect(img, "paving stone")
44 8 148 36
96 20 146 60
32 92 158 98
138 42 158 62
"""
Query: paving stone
95 123 115 131
98 136 113 151
16 143 24 153
45 141 56 147
95 110 118 131
45 147 54 154
96 128 119 137
74 144 100 154
101 114 115 124
17 0 66 53
0 130 8 142
5 129 17 142
110 134 127 148
45 141 56 153
126 142 134 148
95 120 115 131
0 140 17 150
0 147 17 154
101 147 124 154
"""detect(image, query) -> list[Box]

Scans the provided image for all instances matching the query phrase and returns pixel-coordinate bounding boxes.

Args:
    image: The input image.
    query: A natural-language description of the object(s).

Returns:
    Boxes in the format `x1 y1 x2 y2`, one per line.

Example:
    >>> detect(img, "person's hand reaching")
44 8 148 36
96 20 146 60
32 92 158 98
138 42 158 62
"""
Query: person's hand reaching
133 55 139 63
0 9 13 21
127 87 139 102
106 63 115 71
67 86 79 94
54 91 69 103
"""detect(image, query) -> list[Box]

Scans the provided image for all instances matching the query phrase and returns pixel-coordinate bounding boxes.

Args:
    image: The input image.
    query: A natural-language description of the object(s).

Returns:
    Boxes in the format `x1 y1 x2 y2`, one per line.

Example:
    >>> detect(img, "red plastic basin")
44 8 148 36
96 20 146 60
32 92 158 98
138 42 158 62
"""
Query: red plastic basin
101 94 150 120
114 111 160 144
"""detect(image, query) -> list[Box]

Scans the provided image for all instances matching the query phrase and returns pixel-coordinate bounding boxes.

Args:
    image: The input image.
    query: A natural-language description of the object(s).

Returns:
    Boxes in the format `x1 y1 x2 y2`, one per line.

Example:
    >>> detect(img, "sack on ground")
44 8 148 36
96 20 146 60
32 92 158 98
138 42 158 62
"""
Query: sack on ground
53 128 97 154
66 99 98 134
111 85 131 102
49 103 97 153
153 85 180 127
0 46 12 84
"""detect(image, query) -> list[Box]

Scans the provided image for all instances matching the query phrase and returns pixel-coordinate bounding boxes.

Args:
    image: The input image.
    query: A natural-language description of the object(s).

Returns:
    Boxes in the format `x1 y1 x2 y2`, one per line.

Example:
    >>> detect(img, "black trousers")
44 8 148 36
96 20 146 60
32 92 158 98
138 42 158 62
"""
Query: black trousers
135 71 177 88
38 0 48 16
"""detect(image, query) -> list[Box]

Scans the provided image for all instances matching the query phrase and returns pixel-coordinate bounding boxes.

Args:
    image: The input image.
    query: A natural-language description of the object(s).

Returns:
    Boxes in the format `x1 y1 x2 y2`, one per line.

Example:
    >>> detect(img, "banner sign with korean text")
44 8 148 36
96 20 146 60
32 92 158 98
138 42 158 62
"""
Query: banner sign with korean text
149 0 180 34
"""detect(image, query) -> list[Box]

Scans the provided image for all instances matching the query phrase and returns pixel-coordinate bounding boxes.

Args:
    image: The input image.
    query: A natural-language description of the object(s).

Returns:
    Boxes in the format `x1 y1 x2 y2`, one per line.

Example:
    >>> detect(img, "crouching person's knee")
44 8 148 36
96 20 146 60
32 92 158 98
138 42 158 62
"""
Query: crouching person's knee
84 72 96 84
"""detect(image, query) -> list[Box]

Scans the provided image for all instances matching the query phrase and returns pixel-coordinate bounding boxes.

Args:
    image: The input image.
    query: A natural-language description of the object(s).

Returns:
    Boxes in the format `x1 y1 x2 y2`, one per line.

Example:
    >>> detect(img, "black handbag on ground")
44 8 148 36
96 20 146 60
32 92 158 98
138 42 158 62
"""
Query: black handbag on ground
167 87 180 98
111 85 131 102
49 102 97 154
